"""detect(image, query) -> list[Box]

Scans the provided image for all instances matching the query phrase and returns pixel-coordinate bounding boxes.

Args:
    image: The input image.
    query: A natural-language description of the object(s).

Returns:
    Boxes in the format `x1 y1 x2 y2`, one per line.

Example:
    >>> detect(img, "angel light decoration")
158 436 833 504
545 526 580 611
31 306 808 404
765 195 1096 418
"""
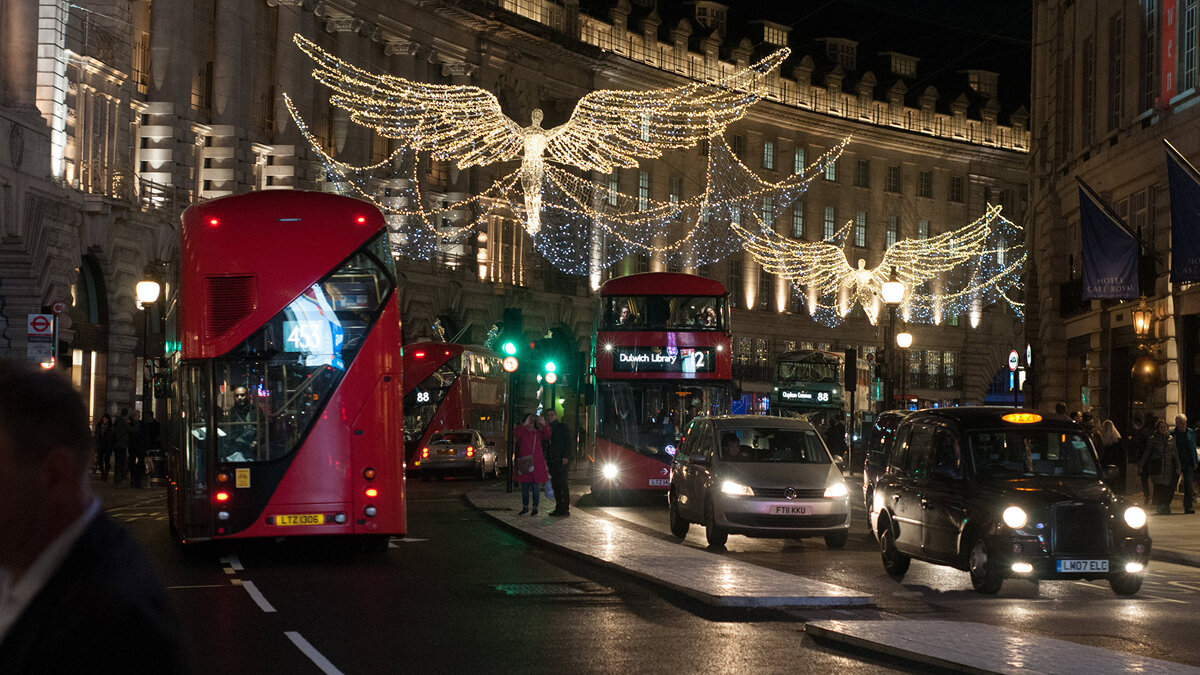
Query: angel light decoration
292 34 789 233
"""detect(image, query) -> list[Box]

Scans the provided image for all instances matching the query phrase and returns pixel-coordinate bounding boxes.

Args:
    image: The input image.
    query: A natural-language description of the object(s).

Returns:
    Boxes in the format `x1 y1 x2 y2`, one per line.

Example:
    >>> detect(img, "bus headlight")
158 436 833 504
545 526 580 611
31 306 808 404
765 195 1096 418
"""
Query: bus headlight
823 481 848 499
1002 506 1028 529
601 463 619 480
1124 506 1147 529
721 480 754 496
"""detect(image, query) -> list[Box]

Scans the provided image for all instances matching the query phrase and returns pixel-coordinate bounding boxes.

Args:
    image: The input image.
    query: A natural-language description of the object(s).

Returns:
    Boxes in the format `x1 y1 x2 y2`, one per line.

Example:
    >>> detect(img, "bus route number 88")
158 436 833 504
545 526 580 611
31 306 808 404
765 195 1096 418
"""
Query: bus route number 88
416 390 430 403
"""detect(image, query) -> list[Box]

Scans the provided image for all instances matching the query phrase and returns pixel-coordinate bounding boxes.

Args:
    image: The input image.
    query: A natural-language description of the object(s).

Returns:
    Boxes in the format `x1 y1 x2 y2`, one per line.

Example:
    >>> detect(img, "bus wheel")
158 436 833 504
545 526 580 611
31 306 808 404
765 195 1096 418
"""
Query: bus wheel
668 490 689 539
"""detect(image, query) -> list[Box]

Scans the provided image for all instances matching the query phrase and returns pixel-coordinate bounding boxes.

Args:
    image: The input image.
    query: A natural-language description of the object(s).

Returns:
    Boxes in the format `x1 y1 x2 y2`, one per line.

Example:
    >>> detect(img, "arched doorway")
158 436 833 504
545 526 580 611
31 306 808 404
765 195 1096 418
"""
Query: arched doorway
67 255 109 425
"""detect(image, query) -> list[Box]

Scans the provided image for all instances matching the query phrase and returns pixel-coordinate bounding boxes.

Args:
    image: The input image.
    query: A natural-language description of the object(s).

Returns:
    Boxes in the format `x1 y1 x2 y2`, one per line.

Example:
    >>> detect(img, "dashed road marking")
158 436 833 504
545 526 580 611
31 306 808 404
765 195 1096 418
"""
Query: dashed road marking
285 631 343 675
232 579 277 613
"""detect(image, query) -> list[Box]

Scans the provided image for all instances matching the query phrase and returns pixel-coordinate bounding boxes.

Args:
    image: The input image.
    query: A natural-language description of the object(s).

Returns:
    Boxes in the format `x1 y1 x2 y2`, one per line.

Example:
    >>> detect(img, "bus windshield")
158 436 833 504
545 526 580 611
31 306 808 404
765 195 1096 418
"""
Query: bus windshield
601 295 726 331
776 355 840 384
967 429 1100 478
596 382 727 459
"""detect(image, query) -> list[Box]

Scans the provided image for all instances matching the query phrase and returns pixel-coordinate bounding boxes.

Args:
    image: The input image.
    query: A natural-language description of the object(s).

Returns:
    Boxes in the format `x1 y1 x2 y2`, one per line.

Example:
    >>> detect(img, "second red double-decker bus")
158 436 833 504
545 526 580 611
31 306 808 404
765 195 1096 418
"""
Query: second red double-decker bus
589 273 733 497
400 342 508 470
163 190 404 548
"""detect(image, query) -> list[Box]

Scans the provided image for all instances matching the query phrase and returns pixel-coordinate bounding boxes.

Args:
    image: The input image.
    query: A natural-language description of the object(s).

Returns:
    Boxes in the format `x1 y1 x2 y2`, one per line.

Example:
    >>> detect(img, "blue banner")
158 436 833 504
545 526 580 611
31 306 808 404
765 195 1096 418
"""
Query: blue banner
1079 186 1139 300
1166 149 1200 282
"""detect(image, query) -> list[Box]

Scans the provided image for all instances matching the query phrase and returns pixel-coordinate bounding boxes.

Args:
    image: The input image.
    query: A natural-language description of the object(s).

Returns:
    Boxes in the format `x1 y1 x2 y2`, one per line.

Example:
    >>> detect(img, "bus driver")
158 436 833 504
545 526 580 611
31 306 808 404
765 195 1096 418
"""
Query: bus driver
220 387 263 462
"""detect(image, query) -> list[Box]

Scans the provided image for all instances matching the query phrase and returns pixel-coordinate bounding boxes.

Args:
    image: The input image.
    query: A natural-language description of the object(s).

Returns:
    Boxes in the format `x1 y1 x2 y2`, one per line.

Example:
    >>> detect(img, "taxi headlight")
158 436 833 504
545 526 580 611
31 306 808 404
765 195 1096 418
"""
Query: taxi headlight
601 463 619 480
1002 506 1028 529
721 480 754 496
1124 505 1148 529
824 481 849 499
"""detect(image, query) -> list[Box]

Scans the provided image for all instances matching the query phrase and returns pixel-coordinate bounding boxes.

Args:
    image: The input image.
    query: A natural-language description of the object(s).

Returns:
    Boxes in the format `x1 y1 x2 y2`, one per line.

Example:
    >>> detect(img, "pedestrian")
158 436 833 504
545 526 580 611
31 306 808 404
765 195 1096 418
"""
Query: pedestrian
1140 418 1180 515
1132 414 1156 504
111 407 131 486
1055 402 1068 415
1099 419 1125 494
544 410 573 517
1172 414 1198 514
93 414 113 481
128 410 147 489
0 359 193 673
512 413 551 516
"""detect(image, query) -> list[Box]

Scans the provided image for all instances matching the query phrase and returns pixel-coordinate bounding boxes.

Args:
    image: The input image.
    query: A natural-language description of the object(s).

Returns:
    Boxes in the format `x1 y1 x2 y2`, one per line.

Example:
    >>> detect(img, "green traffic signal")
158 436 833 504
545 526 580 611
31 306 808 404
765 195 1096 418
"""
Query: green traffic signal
543 360 556 373
502 341 518 356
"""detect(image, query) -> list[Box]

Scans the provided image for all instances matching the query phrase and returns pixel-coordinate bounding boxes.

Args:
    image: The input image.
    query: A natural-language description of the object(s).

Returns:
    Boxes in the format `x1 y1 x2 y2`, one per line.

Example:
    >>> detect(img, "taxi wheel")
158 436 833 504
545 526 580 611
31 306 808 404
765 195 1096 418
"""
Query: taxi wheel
669 491 690 539
1109 571 1144 596
705 502 728 548
825 530 849 549
878 517 910 579
969 537 1004 594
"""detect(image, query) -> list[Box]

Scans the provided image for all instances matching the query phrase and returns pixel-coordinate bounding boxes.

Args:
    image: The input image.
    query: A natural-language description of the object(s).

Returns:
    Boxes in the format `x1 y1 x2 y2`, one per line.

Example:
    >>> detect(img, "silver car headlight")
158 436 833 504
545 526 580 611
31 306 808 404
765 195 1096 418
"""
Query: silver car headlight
823 481 849 499
1124 505 1147 529
720 480 754 496
1002 506 1028 529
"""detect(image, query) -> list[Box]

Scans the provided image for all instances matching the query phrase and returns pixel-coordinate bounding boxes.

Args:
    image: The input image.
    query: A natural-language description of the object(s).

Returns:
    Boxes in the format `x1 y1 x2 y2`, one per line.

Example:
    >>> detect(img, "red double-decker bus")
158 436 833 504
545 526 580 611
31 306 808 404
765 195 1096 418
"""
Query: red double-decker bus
163 190 404 548
589 273 733 498
400 342 508 470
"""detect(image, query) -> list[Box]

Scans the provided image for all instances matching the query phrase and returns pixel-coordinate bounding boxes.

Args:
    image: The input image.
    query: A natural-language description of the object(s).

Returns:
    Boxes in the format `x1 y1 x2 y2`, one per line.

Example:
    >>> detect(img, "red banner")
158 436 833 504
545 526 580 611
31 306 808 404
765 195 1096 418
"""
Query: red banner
1164 0 1178 104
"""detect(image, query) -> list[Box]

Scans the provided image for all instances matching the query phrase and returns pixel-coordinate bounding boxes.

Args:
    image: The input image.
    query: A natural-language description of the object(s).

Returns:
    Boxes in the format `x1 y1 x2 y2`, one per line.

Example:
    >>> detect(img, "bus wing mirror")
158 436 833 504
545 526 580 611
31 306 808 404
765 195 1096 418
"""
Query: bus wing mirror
690 454 710 466
833 454 845 471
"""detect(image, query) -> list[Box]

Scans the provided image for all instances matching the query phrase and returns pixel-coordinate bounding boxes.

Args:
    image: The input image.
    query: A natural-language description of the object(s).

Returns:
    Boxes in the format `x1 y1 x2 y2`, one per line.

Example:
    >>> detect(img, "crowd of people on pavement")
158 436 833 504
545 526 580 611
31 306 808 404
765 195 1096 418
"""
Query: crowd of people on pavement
92 407 160 489
1057 402 1200 515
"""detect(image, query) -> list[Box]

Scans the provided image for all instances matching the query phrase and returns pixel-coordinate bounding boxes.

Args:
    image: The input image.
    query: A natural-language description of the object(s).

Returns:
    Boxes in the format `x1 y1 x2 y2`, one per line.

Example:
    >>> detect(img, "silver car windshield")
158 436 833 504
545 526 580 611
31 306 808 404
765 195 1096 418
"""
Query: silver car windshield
717 428 829 463
966 429 1099 478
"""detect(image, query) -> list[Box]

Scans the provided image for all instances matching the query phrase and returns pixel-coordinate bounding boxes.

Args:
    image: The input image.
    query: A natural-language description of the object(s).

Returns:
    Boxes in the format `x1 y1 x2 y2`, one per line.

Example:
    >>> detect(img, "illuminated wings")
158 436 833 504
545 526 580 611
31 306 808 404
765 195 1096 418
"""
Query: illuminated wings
546 49 790 171
294 34 523 169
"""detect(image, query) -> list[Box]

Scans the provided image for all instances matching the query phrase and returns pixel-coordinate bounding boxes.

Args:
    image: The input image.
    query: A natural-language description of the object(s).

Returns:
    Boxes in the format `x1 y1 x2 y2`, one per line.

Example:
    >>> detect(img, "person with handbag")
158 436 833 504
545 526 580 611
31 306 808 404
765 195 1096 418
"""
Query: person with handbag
513 413 551 515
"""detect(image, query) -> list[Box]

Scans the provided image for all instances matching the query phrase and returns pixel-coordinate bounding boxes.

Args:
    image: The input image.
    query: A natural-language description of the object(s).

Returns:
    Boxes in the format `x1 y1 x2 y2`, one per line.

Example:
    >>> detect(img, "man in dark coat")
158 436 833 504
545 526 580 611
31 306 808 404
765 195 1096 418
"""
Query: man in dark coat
544 410 573 517
0 359 192 674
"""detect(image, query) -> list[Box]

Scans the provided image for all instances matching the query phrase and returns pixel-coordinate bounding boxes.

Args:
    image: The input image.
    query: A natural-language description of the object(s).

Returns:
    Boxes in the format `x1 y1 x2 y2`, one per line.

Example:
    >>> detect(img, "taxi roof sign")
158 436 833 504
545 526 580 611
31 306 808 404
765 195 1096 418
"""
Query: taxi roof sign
1002 412 1042 424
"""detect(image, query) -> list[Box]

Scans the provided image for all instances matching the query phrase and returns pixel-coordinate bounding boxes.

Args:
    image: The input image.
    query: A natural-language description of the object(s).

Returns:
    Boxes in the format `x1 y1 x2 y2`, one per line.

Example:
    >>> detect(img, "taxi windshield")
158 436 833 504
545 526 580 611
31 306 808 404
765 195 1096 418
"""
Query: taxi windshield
966 429 1099 478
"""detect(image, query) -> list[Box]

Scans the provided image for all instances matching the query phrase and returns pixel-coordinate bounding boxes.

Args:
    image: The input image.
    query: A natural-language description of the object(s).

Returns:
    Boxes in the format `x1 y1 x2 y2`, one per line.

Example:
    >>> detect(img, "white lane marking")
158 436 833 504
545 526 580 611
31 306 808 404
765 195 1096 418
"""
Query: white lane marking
285 631 344 675
166 584 230 589
233 579 277 613
227 553 244 571
392 538 428 543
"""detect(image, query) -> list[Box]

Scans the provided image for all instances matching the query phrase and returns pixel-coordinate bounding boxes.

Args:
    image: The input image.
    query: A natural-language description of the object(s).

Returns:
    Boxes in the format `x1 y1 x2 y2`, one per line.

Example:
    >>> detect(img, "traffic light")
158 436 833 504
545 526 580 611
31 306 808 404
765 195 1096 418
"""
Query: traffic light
501 340 518 356
542 358 558 384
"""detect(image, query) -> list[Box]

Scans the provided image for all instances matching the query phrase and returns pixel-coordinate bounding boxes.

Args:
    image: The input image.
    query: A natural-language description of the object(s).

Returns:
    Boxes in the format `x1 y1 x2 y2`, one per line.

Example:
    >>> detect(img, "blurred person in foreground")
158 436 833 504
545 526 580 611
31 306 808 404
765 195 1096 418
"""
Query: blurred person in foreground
0 359 192 673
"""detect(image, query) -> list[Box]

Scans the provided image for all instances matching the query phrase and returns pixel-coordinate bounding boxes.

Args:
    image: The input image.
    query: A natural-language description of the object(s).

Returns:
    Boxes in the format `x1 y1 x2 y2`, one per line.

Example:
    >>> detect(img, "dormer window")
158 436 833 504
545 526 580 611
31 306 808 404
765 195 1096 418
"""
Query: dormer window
964 69 999 98
882 52 919 78
820 38 858 71
761 21 789 47
691 1 727 35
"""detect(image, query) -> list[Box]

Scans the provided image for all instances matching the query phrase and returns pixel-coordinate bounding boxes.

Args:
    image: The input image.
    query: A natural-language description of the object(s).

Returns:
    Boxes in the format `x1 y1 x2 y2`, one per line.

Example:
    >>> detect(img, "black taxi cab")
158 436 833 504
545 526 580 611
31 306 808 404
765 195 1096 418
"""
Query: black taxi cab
868 407 1151 595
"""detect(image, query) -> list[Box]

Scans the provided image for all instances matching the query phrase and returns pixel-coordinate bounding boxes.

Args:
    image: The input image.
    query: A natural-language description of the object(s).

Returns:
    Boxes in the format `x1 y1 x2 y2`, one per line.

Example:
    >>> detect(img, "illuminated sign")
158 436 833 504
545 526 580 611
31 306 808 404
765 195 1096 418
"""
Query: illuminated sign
611 346 715 373
778 389 835 404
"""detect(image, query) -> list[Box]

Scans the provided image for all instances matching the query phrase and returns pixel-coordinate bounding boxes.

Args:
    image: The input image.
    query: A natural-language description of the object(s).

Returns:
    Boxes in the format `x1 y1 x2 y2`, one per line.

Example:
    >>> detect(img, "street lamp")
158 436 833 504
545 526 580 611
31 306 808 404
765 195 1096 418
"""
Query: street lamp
880 267 905 411
896 328 913 410
136 273 161 416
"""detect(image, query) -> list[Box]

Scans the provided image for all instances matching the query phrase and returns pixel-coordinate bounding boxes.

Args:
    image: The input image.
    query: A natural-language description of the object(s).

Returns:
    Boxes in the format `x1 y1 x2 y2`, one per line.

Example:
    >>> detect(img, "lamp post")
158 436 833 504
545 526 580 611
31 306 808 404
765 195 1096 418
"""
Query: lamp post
896 328 913 410
136 274 161 416
880 267 905 412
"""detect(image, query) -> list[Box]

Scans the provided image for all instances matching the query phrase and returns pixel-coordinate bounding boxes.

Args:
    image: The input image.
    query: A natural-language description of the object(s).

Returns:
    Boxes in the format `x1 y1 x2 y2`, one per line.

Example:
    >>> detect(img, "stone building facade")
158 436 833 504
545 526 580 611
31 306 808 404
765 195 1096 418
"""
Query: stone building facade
1030 0 1200 430
1 0 1027 426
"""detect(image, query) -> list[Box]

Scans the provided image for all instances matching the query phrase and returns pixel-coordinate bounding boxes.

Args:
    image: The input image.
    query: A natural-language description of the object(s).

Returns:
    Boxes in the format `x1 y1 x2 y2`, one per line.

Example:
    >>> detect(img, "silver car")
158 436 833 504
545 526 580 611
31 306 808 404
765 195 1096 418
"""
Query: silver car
668 415 851 548
414 429 498 480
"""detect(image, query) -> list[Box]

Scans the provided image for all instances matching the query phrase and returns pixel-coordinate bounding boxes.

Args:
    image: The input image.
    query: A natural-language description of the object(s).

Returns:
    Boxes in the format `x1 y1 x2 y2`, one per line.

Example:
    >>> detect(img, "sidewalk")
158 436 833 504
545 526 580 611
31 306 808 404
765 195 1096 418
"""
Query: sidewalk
1130 489 1200 568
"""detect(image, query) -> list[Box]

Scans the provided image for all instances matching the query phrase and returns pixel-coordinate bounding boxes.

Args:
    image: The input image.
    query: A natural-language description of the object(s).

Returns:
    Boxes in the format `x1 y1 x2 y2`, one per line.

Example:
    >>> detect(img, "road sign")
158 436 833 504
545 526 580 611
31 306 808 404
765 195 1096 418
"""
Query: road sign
1008 350 1019 372
51 301 66 315
28 314 52 337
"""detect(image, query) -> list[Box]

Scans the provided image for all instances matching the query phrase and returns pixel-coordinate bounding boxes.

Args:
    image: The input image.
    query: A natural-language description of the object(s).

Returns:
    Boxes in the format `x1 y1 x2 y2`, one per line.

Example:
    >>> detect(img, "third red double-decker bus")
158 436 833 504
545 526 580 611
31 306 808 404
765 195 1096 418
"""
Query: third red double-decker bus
400 342 508 469
589 273 733 498
163 190 404 548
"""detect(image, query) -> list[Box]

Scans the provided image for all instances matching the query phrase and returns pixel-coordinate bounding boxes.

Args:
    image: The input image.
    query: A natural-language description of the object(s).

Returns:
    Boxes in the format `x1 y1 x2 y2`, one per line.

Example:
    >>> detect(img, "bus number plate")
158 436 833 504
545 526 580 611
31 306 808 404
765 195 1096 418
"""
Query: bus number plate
275 514 324 527
648 478 669 487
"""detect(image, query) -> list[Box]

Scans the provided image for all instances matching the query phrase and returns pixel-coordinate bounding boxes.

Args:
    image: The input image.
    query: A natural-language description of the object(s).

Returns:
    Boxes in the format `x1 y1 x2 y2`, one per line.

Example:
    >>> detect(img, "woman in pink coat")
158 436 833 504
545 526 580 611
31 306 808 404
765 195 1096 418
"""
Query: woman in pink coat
513 412 551 515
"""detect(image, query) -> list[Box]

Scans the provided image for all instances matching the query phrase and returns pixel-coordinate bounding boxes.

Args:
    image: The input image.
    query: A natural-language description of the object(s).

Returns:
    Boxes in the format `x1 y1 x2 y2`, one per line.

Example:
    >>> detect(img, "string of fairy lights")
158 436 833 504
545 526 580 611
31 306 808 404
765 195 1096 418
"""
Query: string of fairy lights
286 32 1025 327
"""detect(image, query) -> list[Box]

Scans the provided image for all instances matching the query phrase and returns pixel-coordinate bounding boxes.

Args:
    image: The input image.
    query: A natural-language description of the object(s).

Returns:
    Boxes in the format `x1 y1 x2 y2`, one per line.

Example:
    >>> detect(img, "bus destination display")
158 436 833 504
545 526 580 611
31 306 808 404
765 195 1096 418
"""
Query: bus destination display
611 346 715 373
